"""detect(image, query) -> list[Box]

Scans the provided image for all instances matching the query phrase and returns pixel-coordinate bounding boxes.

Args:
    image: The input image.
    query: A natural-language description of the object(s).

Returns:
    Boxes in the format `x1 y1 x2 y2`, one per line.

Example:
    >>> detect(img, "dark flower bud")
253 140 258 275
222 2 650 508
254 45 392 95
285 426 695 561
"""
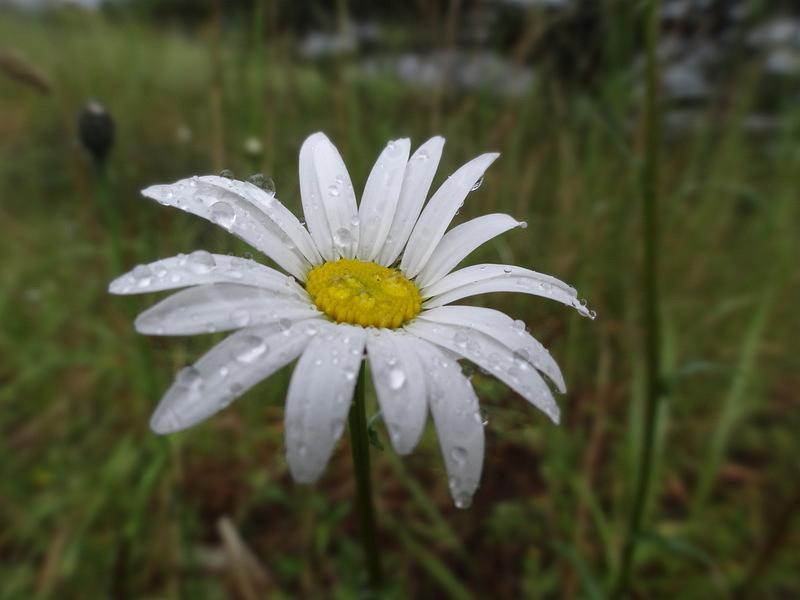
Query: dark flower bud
78 100 114 164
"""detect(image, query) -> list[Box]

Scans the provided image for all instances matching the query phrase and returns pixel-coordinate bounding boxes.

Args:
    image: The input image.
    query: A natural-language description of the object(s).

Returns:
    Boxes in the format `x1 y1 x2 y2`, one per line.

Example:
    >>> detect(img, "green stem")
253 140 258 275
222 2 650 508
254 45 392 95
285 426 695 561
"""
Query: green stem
348 364 384 590
93 162 157 403
612 0 662 596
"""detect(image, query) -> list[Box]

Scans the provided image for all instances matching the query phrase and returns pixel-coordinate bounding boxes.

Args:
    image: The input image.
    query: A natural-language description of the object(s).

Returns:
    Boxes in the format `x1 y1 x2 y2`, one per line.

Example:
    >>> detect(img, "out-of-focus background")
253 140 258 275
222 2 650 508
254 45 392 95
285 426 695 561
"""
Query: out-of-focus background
1 0 798 598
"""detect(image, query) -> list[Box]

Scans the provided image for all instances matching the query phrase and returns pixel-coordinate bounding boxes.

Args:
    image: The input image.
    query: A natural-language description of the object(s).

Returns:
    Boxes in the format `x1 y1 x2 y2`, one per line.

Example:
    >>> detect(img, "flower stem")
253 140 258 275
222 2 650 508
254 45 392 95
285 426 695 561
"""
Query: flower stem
612 0 663 596
348 363 384 590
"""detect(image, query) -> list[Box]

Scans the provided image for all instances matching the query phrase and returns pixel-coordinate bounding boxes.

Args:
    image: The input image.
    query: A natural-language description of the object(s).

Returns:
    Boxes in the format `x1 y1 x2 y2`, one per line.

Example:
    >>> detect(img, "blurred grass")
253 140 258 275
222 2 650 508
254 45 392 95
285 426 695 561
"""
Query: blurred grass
1 6 799 599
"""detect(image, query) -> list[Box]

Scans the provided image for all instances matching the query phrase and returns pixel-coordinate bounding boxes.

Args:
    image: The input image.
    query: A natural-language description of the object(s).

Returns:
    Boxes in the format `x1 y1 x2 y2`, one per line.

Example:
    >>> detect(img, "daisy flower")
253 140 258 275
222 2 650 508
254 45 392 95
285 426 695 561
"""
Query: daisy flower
110 133 593 508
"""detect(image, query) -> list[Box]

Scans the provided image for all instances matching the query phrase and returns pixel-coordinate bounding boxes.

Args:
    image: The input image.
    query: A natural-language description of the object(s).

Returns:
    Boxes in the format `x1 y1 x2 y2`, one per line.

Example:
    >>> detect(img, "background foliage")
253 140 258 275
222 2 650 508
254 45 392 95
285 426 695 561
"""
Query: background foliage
1 1 798 597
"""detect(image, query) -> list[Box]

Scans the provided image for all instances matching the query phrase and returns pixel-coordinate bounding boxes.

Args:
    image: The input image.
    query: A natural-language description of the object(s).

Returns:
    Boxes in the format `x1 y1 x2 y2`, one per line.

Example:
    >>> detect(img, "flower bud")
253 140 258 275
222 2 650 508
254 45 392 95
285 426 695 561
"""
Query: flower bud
78 100 114 164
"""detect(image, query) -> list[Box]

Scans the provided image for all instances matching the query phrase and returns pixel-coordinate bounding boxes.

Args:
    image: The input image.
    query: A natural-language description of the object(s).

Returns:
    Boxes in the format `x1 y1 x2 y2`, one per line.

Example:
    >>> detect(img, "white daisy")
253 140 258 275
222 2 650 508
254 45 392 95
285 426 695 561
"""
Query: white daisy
110 132 593 508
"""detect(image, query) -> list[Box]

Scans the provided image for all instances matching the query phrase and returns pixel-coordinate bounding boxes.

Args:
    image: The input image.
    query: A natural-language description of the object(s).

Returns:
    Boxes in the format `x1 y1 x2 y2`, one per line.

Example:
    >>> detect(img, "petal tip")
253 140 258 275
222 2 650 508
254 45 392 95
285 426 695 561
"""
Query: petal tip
150 410 178 435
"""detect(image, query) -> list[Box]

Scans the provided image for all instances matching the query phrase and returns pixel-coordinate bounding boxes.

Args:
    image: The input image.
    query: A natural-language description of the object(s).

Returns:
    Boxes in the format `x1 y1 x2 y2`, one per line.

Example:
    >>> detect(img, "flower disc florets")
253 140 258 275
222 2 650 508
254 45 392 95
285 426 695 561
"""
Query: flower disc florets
306 259 421 328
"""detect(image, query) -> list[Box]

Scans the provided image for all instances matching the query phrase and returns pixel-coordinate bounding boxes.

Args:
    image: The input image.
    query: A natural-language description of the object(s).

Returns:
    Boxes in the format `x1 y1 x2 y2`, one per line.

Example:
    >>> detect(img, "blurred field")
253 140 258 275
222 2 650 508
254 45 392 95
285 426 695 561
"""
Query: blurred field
1 4 799 599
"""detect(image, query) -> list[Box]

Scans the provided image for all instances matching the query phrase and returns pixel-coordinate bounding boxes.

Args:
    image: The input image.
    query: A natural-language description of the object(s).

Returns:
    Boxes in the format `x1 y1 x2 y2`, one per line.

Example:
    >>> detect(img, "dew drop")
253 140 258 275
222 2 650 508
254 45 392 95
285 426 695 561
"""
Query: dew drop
218 169 234 179
328 184 341 197
234 335 268 363
454 492 473 509
503 266 513 274
210 201 236 229
232 309 251 327
132 264 153 287
512 319 526 331
247 173 276 195
333 227 352 248
513 348 530 365
176 366 203 393
385 368 406 391
187 250 216 274
473 410 489 427
453 330 469 348
450 446 468 465
278 317 292 332
470 176 484 191
329 418 345 438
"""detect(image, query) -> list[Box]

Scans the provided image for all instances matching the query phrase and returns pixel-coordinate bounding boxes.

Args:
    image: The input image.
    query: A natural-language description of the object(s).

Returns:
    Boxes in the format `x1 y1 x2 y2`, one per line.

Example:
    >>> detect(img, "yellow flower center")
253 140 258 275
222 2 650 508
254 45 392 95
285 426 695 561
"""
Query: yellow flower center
306 259 421 328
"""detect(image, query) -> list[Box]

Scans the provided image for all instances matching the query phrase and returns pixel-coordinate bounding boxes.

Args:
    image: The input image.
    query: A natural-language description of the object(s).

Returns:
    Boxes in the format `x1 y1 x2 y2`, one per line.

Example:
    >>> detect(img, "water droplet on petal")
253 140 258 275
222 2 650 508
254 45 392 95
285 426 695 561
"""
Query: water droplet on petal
450 446 468 465
328 184 341 197
470 176 484 191
513 348 530 365
385 368 406 391
132 264 153 287
329 418 345 438
176 366 203 394
473 410 489 427
187 250 216 274
210 201 236 229
503 267 513 274
247 173 276 195
453 330 469 348
218 169 234 179
454 492 473 509
234 335 268 363
232 309 251 327
333 227 352 248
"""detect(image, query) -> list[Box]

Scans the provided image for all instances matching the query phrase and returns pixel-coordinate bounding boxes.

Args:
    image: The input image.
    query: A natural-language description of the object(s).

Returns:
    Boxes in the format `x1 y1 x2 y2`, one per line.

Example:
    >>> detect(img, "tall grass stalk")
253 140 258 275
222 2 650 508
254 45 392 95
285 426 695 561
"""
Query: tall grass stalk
611 0 663 595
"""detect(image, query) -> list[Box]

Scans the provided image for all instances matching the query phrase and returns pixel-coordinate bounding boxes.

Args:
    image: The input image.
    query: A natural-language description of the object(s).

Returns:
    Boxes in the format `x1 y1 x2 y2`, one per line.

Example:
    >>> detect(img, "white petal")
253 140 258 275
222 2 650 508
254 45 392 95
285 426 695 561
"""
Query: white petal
356 139 410 262
150 319 322 434
366 329 427 455
411 337 484 509
109 252 304 296
414 214 524 288
406 319 560 423
422 264 593 318
418 305 566 393
377 136 445 266
284 324 367 483
299 133 360 259
134 283 320 336
299 133 335 261
141 178 311 280
198 176 322 266
400 152 499 278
